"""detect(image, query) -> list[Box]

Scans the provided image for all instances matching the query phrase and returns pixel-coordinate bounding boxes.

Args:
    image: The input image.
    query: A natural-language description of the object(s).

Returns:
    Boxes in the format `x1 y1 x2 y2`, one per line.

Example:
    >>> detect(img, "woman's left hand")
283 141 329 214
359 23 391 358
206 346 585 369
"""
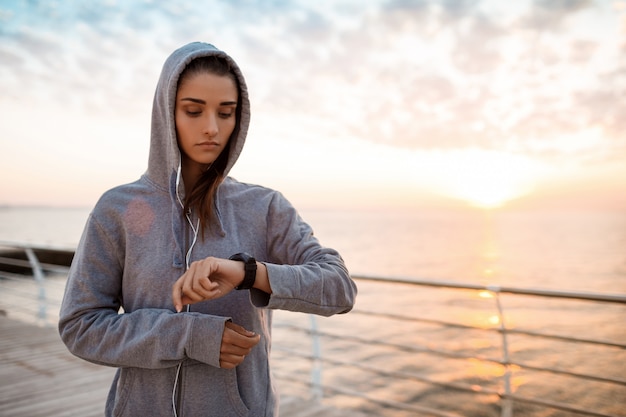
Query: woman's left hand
171 257 243 312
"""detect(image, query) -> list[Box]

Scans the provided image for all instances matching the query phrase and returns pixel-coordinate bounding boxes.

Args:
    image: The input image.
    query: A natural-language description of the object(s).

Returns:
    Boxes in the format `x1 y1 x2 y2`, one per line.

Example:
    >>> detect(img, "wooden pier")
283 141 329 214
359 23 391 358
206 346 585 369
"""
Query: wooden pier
3 242 624 417
0 316 364 417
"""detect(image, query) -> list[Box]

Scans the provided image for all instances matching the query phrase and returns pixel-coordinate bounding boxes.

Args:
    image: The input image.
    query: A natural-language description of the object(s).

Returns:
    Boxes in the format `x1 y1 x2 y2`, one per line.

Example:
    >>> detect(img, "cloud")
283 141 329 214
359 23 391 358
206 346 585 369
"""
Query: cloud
311 0 626 161
567 39 598 64
450 13 506 73
518 0 593 32
0 0 623 164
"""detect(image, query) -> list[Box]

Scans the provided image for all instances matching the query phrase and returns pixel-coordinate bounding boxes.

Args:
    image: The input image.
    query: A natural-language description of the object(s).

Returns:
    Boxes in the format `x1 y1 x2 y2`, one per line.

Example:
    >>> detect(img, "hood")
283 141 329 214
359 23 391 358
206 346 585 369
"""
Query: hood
146 42 251 197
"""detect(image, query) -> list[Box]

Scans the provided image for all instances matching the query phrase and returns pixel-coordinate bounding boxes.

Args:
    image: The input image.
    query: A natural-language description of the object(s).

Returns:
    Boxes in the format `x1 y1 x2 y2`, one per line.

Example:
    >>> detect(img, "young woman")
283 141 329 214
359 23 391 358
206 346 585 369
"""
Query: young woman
59 42 357 417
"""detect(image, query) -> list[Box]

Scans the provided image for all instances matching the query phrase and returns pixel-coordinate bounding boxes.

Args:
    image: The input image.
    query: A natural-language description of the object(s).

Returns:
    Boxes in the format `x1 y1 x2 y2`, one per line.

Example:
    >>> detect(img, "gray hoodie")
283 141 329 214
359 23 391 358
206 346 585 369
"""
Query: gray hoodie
59 42 357 417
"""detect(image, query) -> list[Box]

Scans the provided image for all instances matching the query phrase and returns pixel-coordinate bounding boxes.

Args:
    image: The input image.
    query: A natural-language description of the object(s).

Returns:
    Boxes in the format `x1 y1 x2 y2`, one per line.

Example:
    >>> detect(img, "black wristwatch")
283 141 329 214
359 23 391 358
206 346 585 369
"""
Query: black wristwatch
229 253 257 290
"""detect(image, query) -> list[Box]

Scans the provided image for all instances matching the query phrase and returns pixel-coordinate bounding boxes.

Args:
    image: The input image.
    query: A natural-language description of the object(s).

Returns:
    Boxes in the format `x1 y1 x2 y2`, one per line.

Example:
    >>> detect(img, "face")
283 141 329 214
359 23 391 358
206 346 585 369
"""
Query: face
175 72 238 173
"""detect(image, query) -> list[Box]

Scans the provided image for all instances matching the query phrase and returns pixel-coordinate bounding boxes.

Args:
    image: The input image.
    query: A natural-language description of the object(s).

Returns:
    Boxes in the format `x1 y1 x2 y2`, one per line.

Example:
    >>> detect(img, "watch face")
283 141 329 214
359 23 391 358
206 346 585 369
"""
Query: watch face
230 252 253 263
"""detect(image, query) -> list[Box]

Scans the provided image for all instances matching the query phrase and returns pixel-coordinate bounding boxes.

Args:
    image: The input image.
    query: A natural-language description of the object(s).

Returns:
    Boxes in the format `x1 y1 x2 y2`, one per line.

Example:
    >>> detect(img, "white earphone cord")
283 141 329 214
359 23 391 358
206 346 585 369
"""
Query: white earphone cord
172 162 200 417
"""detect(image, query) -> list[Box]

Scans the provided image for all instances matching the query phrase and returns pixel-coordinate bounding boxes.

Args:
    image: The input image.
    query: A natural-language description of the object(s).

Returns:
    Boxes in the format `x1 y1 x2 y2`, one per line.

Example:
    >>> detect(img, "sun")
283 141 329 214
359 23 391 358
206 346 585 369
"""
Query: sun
449 170 533 208
430 149 545 209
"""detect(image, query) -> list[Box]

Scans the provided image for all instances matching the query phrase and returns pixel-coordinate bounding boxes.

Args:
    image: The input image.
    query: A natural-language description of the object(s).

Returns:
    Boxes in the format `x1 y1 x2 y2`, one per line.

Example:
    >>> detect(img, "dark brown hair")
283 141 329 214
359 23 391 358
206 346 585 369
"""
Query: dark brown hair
177 56 241 236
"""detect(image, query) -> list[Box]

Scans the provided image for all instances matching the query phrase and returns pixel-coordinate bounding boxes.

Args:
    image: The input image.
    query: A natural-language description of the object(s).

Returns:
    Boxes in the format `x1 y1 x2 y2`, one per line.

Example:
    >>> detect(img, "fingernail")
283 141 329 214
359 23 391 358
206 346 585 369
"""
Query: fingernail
176 305 181 313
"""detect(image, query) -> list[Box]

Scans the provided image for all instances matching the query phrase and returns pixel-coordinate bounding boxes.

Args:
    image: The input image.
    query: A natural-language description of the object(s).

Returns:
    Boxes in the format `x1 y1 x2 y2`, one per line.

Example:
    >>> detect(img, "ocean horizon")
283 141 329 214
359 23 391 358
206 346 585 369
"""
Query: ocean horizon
0 204 625 294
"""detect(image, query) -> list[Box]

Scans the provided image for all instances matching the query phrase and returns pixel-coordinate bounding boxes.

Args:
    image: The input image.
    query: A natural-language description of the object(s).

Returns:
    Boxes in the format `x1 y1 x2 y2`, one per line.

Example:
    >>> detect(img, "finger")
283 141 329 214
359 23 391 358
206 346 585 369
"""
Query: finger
184 262 216 295
172 276 185 312
224 330 259 349
223 326 261 350
186 281 220 304
181 289 221 306
180 263 201 301
219 352 247 369
175 280 205 311
219 324 259 369
219 357 241 369
192 276 219 295
221 344 252 357
173 260 221 312
181 280 205 303
220 333 254 356
181 269 211 301
225 321 257 338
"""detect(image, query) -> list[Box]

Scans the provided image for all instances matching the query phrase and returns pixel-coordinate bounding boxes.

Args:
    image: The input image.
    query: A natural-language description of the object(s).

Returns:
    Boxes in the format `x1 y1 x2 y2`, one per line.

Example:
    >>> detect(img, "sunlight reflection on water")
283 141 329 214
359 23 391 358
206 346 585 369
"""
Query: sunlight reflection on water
2 206 625 416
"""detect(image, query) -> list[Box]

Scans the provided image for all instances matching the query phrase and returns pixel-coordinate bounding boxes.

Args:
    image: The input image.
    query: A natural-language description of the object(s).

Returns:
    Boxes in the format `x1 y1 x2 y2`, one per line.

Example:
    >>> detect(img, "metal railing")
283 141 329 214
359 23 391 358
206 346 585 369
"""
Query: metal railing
1 243 625 417
0 242 72 325
273 275 626 417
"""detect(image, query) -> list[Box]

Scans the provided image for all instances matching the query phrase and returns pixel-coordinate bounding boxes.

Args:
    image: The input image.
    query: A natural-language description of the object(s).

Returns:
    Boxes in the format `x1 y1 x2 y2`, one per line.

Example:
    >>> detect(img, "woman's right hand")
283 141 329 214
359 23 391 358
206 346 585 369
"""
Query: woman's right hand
171 256 271 313
219 321 261 369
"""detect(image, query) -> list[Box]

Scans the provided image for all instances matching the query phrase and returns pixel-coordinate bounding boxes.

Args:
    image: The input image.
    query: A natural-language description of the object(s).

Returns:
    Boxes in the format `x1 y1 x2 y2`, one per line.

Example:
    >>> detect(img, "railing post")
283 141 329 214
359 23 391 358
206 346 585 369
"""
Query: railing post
24 247 47 322
491 288 513 417
309 314 323 400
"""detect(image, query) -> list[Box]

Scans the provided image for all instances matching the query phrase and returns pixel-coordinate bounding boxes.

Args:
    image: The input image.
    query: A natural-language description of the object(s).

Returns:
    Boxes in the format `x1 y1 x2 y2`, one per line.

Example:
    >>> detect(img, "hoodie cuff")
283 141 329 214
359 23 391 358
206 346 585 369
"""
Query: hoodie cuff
188 315 230 368
249 262 275 308
250 262 299 310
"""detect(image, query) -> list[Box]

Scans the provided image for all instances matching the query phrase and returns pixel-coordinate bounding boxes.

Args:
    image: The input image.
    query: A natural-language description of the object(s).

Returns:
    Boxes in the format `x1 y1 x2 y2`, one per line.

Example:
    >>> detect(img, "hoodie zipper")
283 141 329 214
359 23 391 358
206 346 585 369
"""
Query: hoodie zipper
175 363 185 417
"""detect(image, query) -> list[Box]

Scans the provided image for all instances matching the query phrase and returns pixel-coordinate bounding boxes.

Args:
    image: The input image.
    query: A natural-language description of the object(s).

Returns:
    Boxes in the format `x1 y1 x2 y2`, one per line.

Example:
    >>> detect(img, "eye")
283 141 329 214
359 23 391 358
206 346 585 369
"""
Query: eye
182 105 202 117
219 111 234 119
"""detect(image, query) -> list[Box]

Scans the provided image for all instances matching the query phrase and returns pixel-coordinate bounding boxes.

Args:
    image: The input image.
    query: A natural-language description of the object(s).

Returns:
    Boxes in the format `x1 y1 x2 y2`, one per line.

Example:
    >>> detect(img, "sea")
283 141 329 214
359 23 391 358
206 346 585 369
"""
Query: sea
1 205 625 294
1 205 625 416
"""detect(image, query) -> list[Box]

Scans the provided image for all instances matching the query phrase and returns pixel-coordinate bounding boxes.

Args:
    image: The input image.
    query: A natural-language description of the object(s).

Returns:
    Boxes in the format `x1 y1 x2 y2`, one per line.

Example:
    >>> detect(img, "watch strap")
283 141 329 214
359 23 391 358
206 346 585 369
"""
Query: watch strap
229 253 257 290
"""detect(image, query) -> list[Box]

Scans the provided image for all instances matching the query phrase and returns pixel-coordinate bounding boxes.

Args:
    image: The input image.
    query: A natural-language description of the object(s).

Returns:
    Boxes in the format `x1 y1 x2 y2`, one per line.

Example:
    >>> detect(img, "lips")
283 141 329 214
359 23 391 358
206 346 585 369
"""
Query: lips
196 141 220 148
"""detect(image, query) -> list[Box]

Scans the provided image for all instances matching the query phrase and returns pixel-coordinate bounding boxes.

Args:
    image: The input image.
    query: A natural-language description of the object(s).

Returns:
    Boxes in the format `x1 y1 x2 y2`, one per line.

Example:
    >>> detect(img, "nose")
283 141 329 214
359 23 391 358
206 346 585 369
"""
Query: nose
203 114 218 137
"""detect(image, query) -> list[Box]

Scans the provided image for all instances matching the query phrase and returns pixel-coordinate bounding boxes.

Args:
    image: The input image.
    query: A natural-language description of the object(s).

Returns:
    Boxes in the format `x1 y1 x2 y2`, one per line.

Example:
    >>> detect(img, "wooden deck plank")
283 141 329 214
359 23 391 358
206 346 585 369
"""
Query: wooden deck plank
0 317 365 417
0 317 114 417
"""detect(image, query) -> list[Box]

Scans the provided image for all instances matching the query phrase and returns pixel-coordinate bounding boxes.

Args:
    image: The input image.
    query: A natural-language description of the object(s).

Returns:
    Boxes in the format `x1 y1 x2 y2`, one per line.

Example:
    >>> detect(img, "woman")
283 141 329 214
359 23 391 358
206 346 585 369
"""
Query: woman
59 42 357 417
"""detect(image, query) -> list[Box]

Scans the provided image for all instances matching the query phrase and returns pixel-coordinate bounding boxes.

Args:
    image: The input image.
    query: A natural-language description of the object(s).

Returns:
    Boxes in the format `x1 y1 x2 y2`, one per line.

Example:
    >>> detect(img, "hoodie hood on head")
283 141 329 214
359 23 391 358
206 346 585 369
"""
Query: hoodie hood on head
146 42 251 198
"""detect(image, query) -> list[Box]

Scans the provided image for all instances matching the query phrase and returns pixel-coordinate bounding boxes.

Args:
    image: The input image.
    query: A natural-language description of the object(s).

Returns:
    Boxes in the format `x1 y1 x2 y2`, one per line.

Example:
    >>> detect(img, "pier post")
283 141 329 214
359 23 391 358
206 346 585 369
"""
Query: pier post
24 247 47 322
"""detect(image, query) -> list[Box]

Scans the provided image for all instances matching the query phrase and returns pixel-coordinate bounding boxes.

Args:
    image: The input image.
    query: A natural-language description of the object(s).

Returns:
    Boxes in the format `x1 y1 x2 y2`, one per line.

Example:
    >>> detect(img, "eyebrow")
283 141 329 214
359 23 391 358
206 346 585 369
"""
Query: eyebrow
180 97 237 106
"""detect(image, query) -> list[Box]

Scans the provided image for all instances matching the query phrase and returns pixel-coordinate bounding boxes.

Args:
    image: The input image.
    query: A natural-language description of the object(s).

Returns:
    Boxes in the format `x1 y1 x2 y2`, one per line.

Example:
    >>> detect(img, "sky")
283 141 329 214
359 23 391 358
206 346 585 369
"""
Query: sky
1 0 625 211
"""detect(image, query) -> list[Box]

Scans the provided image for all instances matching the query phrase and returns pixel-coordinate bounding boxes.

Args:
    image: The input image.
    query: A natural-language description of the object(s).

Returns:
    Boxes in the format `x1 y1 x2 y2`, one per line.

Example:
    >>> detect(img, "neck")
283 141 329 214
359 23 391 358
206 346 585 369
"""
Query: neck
180 159 209 198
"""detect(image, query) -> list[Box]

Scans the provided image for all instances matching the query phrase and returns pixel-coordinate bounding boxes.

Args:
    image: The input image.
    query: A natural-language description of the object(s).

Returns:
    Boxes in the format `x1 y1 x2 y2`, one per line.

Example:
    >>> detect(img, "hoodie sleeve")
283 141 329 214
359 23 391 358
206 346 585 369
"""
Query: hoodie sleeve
250 192 357 316
58 211 228 369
